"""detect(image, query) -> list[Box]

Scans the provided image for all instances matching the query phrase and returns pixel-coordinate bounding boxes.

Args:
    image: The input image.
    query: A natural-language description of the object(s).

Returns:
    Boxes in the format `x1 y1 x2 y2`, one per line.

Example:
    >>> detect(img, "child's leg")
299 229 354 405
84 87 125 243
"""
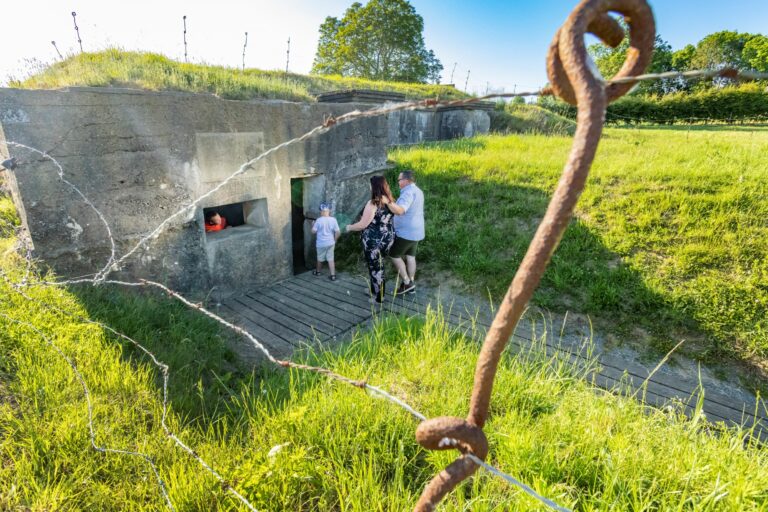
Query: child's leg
314 247 325 275
327 245 336 276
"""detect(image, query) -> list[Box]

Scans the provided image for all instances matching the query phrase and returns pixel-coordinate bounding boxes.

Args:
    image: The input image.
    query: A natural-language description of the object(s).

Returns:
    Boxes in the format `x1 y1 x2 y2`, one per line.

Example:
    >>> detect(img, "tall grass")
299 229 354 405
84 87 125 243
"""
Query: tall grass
14 50 469 102
1 191 767 510
387 127 768 364
490 103 577 136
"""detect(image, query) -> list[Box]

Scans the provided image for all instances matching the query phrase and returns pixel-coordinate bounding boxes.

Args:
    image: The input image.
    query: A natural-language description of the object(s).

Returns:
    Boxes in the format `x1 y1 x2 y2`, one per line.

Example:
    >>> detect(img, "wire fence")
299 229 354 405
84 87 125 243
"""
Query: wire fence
2 0 768 509
0 226 564 511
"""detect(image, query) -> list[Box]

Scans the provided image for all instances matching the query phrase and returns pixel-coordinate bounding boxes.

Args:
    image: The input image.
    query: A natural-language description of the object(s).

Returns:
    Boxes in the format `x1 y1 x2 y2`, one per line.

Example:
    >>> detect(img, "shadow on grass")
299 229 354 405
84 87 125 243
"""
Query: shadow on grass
68 284 301 423
337 162 758 378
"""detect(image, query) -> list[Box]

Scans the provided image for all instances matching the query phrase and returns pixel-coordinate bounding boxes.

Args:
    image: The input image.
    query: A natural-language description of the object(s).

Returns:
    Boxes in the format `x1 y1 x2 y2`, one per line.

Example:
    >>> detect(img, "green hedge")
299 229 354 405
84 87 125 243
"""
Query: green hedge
538 83 768 124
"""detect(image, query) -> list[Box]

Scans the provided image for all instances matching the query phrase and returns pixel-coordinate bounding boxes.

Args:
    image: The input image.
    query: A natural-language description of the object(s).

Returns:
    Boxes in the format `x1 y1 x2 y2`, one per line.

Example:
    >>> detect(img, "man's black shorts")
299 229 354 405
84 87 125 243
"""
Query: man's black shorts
389 237 419 258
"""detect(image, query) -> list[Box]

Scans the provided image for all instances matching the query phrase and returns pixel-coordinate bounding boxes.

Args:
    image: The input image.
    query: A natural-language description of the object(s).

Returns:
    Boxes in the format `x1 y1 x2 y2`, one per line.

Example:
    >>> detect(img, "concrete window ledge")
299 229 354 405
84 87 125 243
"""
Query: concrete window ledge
204 224 267 245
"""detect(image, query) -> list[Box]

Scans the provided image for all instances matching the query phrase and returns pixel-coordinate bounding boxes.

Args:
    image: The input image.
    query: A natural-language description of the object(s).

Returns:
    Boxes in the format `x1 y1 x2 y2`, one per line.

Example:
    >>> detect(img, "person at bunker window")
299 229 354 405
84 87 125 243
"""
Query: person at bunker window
345 176 396 304
204 211 227 233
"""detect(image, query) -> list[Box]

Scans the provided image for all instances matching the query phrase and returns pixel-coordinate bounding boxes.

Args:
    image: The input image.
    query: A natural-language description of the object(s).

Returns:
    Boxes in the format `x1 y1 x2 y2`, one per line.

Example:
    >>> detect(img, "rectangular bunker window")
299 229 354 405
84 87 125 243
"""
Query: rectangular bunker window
203 199 267 234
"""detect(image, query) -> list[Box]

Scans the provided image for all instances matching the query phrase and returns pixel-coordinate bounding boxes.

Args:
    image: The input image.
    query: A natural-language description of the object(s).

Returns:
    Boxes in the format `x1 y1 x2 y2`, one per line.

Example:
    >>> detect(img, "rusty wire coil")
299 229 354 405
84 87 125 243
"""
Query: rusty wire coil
413 1 655 511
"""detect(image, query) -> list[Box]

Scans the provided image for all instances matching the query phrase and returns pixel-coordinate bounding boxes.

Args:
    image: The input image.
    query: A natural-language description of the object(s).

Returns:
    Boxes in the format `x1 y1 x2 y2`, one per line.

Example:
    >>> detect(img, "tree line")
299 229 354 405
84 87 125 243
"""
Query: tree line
589 25 768 96
308 0 767 125
539 26 768 123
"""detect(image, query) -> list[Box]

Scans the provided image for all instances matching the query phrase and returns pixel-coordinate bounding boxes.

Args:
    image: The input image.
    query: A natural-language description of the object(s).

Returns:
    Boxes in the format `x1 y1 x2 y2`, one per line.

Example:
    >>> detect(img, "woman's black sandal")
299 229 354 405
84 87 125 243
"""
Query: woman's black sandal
329 275 337 281
312 270 321 276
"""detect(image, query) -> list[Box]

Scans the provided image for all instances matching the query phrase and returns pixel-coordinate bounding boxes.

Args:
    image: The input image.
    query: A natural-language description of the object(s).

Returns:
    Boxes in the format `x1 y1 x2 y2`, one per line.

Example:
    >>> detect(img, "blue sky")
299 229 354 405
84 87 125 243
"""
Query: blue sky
1 1 766 94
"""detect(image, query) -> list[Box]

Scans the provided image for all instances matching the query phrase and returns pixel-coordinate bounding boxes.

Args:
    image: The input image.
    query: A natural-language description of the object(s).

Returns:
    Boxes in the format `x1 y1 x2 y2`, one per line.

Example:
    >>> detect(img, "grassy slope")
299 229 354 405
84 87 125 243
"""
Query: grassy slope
490 104 577 136
386 127 768 363
14 50 469 102
2 192 768 510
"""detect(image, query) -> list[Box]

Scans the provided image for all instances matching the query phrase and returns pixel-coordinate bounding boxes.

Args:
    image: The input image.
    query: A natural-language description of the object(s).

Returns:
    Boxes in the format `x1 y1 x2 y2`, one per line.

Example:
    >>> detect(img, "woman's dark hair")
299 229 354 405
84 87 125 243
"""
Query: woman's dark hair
370 176 394 206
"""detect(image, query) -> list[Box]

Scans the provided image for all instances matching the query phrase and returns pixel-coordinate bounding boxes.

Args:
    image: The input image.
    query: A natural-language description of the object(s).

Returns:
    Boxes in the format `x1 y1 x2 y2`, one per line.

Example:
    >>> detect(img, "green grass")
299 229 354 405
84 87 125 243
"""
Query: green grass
13 49 469 102
2 192 768 510
385 127 768 364
490 104 577 136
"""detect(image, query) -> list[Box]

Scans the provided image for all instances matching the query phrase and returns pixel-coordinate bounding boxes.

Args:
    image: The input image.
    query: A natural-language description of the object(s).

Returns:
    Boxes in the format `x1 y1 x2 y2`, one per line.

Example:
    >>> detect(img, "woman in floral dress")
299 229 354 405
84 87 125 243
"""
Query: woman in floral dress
345 176 396 304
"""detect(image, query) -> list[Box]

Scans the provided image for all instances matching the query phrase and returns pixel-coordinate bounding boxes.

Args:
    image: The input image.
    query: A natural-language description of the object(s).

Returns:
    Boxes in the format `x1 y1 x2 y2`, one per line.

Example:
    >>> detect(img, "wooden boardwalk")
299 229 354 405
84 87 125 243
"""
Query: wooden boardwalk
219 271 768 439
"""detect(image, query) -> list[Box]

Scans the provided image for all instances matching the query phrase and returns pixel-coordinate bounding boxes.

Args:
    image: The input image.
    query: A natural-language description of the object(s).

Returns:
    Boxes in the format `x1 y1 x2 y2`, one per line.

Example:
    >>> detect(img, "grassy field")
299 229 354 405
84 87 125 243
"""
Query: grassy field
2 190 768 510
12 49 469 102
383 127 768 366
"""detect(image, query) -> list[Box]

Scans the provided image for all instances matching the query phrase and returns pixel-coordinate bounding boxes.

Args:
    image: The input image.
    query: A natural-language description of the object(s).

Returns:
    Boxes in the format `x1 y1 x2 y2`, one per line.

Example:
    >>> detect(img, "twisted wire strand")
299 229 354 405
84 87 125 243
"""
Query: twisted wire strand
0 310 175 510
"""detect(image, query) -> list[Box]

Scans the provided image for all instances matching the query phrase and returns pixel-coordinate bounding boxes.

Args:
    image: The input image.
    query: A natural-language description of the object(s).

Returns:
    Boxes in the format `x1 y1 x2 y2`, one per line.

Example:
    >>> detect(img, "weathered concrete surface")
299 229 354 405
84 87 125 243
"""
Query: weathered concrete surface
438 108 491 140
0 87 388 295
386 107 491 146
0 87 490 296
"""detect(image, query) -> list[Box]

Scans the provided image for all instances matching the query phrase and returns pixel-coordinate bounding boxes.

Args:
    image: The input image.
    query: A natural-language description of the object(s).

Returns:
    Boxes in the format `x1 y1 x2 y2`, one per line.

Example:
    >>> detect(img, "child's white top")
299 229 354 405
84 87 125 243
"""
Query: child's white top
313 216 340 248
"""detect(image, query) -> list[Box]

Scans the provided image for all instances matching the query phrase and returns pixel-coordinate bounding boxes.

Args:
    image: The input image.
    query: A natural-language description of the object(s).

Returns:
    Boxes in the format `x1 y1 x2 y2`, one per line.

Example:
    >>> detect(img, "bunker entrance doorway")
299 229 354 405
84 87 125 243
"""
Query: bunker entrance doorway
291 178 307 274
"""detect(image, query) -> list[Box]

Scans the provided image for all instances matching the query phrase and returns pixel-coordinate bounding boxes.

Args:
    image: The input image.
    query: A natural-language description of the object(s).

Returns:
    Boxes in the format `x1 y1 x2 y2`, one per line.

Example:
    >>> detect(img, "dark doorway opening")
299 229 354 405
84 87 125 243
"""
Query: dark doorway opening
290 178 307 274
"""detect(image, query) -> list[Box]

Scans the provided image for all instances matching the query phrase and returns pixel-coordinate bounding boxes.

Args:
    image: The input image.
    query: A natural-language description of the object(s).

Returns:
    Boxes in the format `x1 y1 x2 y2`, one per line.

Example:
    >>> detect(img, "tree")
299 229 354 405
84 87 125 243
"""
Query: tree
588 19 674 95
743 35 768 72
311 0 442 83
690 31 755 71
671 44 696 71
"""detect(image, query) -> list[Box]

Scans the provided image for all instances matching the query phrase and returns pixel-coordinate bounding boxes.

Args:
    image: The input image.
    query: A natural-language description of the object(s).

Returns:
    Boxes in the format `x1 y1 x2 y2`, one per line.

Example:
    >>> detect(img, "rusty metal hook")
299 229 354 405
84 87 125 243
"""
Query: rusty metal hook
413 1 655 510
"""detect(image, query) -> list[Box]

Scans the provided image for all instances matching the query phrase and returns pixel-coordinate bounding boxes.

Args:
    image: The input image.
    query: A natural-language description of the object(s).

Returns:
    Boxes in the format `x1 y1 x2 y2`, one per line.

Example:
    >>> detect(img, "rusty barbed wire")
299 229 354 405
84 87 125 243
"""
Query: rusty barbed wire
2 261 576 510
412 0 655 510
2 227 576 510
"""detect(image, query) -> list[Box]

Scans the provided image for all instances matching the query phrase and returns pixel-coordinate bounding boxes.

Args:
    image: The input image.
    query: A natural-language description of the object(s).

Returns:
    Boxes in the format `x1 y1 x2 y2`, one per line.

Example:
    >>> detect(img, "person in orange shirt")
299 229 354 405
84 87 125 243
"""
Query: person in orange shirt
204 211 227 232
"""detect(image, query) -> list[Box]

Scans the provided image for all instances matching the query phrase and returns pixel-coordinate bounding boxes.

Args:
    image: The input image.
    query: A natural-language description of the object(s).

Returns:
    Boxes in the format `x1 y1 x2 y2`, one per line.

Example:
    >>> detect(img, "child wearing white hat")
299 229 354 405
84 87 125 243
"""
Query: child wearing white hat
311 201 341 281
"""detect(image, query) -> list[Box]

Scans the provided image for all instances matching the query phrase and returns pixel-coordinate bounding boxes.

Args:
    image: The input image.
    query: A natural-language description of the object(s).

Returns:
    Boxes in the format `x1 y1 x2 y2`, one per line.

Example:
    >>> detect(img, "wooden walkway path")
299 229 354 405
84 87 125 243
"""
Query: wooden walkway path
218 271 768 439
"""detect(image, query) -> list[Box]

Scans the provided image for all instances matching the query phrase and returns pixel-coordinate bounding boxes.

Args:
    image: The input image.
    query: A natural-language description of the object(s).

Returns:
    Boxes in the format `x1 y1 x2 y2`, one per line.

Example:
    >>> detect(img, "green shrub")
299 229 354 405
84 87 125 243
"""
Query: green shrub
538 83 768 124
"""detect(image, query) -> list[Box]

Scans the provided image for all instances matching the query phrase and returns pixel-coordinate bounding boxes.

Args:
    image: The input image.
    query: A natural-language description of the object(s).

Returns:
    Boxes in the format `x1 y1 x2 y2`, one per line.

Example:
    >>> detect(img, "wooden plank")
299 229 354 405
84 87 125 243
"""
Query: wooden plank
336 273 497 324
596 362 762 427
597 350 764 423
294 274 430 322
331 274 505 335
233 295 322 342
218 304 294 357
257 287 356 333
316 317 372 345
227 271 767 440
246 290 339 336
280 280 370 323
292 274 379 316
305 277 446 324
224 297 308 347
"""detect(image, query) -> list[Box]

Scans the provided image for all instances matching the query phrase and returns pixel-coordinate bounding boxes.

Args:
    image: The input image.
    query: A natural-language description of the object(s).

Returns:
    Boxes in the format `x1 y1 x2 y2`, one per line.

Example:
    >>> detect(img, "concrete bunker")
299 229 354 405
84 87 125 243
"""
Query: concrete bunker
0 87 490 297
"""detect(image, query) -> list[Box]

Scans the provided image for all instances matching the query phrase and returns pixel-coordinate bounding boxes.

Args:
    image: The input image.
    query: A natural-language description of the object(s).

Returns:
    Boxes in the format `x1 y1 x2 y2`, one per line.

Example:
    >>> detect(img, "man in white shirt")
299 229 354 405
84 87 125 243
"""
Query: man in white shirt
386 170 424 295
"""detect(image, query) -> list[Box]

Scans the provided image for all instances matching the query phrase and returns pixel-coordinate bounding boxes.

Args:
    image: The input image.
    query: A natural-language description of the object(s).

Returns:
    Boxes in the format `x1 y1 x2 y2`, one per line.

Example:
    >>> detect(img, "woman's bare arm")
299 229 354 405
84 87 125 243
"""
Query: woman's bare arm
346 201 376 232
386 200 405 215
